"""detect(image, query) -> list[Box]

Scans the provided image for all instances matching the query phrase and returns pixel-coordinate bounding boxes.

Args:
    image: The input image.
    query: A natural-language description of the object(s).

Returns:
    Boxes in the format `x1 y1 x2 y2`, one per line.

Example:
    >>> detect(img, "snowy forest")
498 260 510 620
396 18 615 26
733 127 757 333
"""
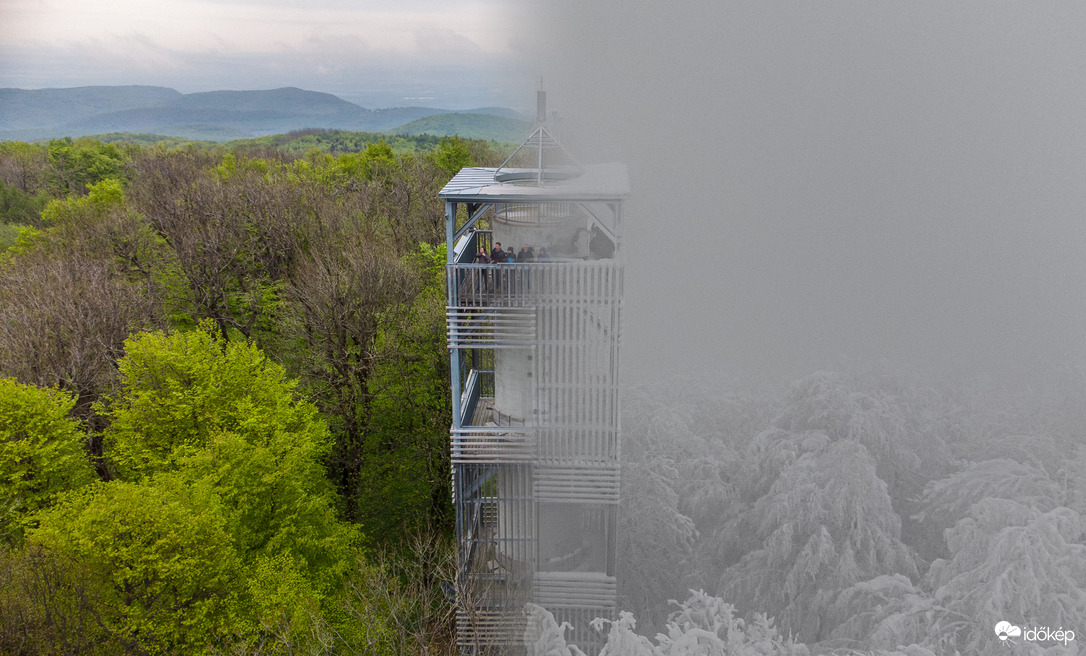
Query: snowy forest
529 373 1086 655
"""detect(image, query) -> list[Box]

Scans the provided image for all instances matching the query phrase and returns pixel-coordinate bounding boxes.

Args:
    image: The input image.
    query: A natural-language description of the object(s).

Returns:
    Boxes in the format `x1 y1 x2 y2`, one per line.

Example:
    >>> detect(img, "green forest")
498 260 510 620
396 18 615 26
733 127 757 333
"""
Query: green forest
0 133 503 655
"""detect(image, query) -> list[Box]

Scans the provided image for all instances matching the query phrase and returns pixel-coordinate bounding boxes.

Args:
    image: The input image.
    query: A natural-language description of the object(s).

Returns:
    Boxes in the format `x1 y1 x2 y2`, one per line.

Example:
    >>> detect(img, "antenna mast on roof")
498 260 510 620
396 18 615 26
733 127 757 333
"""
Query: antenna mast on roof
496 82 580 185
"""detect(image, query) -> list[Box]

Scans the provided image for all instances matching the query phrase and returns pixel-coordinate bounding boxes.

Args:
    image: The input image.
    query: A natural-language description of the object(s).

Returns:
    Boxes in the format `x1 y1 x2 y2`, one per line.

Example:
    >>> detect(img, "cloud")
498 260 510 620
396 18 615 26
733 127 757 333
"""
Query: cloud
414 26 485 56
0 0 532 106
1 0 517 56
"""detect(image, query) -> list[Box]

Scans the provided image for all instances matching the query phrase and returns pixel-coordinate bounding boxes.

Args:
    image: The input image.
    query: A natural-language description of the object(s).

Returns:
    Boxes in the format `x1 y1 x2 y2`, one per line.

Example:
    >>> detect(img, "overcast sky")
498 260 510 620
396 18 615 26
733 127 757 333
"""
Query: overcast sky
0 0 536 108
534 1 1086 390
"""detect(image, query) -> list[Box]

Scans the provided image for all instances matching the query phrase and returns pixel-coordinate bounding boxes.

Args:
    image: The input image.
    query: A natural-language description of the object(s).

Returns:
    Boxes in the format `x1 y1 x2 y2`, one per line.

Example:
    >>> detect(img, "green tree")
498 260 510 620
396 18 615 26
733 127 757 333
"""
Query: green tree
0 542 104 655
0 379 95 541
129 152 304 340
0 179 48 226
358 140 397 177
29 479 245 653
103 324 326 476
0 141 49 195
282 229 420 514
429 136 474 176
102 324 356 586
46 138 127 196
357 243 452 542
0 178 169 451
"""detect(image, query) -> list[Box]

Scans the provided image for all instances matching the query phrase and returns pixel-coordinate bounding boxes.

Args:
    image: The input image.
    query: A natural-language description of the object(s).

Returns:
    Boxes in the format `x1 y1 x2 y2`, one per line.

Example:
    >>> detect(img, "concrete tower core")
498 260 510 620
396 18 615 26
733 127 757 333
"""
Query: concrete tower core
441 106 627 654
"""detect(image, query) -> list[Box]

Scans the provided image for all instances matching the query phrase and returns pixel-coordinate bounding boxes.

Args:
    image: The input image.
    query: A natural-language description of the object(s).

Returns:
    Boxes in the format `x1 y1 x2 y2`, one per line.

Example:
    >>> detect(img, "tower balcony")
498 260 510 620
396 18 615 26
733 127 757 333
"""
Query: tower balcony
447 260 622 310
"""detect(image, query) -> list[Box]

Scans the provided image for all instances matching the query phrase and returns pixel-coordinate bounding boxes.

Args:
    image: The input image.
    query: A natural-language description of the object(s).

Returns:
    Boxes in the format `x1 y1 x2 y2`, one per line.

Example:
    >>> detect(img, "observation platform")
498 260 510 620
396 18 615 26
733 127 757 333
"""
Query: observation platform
439 164 629 204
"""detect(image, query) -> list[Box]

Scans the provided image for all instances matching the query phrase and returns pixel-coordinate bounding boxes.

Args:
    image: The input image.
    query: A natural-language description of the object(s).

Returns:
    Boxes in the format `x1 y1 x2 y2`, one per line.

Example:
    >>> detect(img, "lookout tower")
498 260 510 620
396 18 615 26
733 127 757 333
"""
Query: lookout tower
441 92 627 654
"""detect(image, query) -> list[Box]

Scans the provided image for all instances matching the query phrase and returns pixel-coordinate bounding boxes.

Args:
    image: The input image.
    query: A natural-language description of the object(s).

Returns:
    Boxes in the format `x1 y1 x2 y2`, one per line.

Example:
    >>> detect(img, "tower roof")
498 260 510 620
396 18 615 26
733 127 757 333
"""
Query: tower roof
438 163 628 203
494 89 581 186
440 89 627 203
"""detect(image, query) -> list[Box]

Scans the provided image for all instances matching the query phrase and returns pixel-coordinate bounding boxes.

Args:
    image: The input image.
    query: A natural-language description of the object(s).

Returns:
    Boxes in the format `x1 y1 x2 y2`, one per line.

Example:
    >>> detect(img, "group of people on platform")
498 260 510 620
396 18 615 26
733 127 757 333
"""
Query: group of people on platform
475 242 551 264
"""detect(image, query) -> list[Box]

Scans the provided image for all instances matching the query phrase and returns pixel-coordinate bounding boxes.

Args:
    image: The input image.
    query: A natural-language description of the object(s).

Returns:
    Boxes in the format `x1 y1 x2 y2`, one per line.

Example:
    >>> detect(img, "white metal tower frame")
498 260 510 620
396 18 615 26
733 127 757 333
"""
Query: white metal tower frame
441 157 627 653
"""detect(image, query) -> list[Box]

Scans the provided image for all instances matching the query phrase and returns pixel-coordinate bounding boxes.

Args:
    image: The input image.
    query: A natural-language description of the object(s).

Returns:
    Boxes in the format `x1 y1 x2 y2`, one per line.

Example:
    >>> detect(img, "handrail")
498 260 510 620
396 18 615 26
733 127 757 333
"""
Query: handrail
447 260 622 309
451 426 538 464
460 369 497 426
461 369 481 426
447 307 536 348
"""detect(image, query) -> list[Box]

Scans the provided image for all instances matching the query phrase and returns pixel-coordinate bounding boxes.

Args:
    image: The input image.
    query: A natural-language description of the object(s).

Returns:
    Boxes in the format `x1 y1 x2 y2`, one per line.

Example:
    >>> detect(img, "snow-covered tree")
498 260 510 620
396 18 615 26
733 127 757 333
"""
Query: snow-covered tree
615 372 1086 653
926 498 1086 653
526 591 810 656
721 439 917 641
524 603 588 656
619 455 698 619
768 372 945 496
916 458 1063 539
822 574 946 652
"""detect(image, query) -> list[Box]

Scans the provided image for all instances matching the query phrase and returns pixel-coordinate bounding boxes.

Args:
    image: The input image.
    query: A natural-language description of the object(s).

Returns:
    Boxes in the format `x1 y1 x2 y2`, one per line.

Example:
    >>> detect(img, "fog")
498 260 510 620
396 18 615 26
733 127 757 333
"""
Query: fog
532 1 1086 389
509 5 1086 652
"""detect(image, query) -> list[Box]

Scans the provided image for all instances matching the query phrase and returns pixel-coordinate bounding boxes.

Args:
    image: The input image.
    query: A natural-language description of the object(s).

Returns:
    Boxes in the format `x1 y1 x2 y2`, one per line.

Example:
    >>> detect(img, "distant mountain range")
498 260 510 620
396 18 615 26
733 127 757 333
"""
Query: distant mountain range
0 86 531 142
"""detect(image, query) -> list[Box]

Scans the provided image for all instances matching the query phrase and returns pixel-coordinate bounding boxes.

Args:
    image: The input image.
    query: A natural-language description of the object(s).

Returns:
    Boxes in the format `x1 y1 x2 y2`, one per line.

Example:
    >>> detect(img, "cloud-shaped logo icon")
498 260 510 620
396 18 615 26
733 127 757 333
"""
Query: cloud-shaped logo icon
995 621 1022 641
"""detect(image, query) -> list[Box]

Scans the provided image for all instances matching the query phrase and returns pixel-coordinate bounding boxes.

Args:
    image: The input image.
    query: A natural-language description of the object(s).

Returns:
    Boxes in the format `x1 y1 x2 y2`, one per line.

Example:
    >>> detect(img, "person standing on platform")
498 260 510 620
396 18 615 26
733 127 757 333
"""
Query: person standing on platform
490 242 505 291
475 247 492 295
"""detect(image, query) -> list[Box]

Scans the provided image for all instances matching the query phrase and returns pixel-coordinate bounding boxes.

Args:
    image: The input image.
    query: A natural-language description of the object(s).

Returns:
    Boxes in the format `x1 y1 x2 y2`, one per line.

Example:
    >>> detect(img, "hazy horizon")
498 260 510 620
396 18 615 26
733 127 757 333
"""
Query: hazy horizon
0 83 531 113
0 0 538 111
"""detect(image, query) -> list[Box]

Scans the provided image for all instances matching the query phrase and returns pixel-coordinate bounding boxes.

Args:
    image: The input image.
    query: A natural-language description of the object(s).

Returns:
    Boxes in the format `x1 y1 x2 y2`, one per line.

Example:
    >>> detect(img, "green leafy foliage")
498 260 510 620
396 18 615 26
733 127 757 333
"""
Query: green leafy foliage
0 141 50 197
0 179 48 226
429 136 475 175
228 130 445 156
2 125 1085 655
0 172 170 457
29 479 245 653
0 134 468 654
40 177 125 225
46 137 128 196
0 223 20 253
102 324 356 584
104 323 327 476
0 379 95 539
356 243 452 543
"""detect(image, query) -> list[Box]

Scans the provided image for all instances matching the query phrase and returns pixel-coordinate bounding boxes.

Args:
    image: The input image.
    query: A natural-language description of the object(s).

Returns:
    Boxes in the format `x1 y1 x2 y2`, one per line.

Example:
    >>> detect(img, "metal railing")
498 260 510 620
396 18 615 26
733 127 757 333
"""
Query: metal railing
447 307 537 348
454 229 493 265
451 427 538 464
493 202 578 226
448 261 622 308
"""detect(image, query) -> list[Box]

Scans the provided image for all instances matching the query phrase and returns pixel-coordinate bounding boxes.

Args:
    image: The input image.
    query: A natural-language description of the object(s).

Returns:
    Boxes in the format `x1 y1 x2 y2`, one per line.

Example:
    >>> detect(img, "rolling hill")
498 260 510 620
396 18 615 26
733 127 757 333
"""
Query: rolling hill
390 113 532 142
0 86 526 142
